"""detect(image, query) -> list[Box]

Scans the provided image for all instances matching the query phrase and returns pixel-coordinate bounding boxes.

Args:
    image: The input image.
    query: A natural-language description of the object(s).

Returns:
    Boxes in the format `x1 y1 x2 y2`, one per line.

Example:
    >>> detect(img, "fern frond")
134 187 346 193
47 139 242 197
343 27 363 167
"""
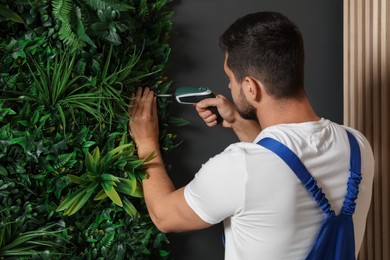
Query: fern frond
4 73 19 89
97 231 115 249
138 0 149 21
52 0 83 49
0 107 16 122
53 0 73 22
156 81 171 94
153 0 170 11
75 212 94 231
54 152 76 170
104 30 121 45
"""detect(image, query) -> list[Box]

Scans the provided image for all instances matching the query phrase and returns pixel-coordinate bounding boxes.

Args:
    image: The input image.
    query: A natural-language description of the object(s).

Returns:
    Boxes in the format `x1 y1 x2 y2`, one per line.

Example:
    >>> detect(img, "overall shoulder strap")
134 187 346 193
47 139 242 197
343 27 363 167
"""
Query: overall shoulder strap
257 137 335 217
341 131 362 215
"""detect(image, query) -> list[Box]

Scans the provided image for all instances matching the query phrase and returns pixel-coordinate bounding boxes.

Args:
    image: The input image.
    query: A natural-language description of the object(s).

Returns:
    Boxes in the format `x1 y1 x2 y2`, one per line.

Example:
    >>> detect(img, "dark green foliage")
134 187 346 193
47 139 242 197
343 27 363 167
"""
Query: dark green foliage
0 0 184 258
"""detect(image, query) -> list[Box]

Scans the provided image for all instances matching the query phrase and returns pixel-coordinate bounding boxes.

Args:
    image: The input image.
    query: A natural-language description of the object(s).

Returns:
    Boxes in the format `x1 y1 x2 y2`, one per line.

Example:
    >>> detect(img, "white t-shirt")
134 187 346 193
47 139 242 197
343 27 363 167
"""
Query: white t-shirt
184 118 374 260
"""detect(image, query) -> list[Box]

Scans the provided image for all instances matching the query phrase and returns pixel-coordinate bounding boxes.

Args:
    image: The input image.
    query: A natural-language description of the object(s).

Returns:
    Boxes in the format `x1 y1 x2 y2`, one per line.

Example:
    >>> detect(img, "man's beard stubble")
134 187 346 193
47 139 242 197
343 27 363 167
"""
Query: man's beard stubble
236 88 259 123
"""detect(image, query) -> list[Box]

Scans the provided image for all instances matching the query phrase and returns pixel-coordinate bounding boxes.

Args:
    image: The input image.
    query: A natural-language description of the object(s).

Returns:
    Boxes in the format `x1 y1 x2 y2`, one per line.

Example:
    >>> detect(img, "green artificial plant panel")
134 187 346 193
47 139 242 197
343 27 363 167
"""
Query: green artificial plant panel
0 0 185 258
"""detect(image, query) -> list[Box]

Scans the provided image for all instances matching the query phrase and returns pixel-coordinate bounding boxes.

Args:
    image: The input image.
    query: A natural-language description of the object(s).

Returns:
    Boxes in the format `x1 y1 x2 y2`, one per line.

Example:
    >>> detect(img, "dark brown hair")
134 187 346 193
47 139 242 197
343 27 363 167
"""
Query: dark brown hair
220 12 305 99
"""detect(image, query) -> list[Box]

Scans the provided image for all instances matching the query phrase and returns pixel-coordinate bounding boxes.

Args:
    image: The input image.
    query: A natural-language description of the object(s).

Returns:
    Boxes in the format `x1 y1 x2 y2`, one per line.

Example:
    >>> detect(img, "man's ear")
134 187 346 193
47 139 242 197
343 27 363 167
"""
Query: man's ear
242 76 262 103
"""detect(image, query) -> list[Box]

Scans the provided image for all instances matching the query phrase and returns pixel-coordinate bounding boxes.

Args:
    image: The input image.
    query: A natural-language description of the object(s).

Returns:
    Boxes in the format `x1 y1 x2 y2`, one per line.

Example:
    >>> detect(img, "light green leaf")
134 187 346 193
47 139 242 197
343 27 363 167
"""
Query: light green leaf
92 146 101 161
115 178 135 196
85 152 96 173
102 181 123 207
101 173 120 183
132 182 144 198
122 198 138 217
64 184 97 215
67 174 86 185
93 189 108 200
57 188 86 212
119 132 127 146
108 143 132 157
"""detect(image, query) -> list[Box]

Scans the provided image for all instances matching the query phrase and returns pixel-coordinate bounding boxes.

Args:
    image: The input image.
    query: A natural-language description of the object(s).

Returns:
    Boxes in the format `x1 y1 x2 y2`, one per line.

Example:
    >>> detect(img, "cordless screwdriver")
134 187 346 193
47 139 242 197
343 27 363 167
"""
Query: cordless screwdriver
157 86 223 124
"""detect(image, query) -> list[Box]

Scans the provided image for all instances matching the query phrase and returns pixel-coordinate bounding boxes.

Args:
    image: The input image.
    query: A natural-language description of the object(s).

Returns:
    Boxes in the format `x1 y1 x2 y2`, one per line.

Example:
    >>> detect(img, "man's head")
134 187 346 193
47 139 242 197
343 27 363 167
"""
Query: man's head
220 12 305 102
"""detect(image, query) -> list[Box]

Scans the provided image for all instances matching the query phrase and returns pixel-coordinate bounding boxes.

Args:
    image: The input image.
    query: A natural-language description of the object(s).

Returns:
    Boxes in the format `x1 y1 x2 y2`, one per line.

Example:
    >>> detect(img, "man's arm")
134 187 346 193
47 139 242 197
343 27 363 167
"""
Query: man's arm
195 94 261 142
128 87 212 232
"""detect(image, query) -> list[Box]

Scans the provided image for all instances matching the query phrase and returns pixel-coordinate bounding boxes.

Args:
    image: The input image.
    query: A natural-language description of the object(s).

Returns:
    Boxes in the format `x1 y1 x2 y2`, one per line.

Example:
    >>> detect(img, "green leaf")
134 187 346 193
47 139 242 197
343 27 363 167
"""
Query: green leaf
159 250 170 257
57 188 86 212
107 143 132 157
85 151 96 173
132 183 144 198
101 173 120 183
84 0 134 12
169 116 190 127
92 146 101 161
64 183 98 215
67 174 86 185
115 177 136 196
93 189 108 200
75 6 96 48
122 197 138 217
0 6 25 24
0 166 8 177
102 181 123 207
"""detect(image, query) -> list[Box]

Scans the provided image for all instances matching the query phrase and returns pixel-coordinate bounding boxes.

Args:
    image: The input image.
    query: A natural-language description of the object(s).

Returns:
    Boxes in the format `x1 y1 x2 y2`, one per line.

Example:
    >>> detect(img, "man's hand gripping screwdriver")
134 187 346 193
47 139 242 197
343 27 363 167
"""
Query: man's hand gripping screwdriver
157 86 223 124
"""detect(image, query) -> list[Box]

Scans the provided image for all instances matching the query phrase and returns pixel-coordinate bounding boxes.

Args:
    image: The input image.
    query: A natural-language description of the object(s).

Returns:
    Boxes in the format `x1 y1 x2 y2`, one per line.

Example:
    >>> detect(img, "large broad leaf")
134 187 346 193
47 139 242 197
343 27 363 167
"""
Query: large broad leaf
115 177 143 198
0 6 25 24
102 181 122 207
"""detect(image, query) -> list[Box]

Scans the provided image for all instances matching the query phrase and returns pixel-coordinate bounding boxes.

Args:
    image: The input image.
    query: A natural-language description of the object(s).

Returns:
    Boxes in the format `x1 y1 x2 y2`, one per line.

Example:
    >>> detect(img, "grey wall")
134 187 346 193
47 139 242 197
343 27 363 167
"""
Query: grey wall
165 1 343 259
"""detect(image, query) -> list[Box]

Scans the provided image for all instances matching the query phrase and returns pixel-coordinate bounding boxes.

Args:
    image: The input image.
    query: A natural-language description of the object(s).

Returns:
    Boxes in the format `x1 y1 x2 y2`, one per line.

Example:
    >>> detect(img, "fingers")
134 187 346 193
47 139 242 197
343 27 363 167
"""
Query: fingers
140 87 155 116
195 95 223 127
196 95 220 110
128 87 143 117
128 87 154 116
195 104 218 127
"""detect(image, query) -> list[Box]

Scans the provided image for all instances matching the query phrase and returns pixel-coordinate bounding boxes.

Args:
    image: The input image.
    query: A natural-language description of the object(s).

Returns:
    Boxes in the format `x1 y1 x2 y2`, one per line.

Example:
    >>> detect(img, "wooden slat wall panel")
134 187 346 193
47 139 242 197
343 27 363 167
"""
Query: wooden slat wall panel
344 0 390 259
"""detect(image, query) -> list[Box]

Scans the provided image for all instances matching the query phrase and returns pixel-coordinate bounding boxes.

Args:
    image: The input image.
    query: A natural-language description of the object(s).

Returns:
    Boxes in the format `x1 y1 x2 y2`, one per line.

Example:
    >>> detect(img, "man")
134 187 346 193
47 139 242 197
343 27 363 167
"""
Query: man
128 12 374 259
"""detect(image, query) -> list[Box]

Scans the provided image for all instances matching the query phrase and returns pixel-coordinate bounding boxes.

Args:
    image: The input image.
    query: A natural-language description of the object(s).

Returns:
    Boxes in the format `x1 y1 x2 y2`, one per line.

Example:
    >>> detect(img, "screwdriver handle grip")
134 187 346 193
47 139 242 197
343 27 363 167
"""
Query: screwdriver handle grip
202 93 223 124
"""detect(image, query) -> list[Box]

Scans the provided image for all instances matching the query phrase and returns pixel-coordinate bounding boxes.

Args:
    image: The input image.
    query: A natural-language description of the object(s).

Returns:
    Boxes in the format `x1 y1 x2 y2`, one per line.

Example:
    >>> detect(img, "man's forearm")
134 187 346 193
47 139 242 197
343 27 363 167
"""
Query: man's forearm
137 143 175 229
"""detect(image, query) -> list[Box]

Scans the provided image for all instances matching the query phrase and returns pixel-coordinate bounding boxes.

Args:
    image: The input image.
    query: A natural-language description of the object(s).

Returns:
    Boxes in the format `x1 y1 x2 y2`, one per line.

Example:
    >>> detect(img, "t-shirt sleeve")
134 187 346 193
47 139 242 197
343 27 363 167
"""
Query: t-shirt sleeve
184 146 247 224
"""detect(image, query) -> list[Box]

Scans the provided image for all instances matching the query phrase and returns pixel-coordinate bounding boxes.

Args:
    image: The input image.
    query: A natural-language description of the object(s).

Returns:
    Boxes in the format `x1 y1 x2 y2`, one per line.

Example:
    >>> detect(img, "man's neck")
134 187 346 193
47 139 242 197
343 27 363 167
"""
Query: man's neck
257 96 320 129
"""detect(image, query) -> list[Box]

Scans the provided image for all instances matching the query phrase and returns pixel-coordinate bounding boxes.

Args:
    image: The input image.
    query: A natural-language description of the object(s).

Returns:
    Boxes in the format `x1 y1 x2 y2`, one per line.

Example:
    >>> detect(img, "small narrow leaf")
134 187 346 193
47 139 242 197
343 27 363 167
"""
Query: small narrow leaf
101 173 120 182
67 174 86 185
57 188 86 212
85 152 96 173
92 146 101 161
93 189 108 200
122 198 138 217
65 183 97 215
108 143 132 157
